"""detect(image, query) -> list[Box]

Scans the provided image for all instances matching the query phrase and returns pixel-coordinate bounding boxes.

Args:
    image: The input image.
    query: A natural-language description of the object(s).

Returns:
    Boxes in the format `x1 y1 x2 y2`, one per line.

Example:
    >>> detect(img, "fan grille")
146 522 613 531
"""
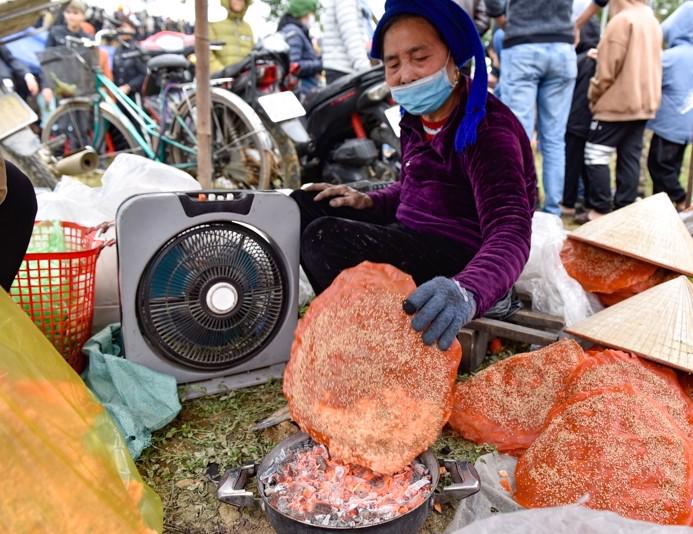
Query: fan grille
136 222 287 370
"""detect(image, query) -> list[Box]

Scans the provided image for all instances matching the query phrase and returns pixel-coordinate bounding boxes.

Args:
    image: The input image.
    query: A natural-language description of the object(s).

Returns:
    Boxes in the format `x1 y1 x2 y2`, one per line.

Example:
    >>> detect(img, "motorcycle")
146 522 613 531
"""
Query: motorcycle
214 33 308 189
300 65 401 185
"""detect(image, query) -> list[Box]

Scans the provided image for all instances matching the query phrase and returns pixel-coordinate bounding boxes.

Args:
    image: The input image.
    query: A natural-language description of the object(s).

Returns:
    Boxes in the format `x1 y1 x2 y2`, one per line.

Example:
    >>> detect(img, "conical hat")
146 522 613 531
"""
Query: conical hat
569 193 693 276
566 276 693 372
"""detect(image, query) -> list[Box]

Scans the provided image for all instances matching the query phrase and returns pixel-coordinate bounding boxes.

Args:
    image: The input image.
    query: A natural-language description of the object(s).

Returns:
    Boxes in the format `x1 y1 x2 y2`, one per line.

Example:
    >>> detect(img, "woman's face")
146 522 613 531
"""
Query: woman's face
382 17 455 88
229 0 246 13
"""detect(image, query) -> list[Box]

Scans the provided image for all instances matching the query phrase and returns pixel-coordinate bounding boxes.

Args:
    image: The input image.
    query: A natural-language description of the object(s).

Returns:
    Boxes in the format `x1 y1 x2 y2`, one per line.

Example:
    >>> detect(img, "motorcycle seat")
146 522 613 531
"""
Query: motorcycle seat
147 54 190 72
304 66 386 114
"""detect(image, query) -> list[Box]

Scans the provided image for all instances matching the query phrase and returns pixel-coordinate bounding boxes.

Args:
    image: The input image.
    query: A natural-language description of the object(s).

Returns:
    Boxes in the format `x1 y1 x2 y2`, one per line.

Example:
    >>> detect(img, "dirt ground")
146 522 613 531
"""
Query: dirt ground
137 380 495 534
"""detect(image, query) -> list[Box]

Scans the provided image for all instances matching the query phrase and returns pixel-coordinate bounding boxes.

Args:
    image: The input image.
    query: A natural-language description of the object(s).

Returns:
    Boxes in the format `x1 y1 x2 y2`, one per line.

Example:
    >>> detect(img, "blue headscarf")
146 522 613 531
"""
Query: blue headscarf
370 0 488 152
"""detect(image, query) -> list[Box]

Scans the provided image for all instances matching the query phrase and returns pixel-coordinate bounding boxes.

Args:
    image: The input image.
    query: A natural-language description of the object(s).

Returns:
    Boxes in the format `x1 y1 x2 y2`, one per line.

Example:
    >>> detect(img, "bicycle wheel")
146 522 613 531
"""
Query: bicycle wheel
167 88 274 189
42 99 140 170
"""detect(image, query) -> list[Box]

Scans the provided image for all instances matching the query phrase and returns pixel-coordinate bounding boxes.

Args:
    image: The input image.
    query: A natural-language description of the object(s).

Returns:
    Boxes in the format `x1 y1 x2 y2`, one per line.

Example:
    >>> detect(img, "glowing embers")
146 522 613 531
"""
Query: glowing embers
284 262 462 474
261 442 433 528
449 340 584 454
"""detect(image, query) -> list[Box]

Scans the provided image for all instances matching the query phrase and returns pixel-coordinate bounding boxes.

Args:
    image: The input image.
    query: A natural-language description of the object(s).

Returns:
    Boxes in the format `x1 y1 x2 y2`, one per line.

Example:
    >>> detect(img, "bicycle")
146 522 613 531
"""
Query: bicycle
40 32 275 188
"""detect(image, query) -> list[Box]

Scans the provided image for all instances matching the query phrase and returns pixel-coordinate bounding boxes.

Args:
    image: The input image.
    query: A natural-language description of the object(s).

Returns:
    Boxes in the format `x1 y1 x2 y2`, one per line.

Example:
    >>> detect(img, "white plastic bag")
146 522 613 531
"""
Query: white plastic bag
450 505 693 534
681 209 693 237
515 213 601 327
36 155 201 330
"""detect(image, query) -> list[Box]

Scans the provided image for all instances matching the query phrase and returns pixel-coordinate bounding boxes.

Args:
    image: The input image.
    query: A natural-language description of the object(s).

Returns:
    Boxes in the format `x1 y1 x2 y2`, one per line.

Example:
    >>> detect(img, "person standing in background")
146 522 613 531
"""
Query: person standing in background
321 0 373 83
112 15 147 97
279 0 323 99
455 0 491 36
646 1 692 212
485 0 577 216
582 0 662 219
209 0 255 73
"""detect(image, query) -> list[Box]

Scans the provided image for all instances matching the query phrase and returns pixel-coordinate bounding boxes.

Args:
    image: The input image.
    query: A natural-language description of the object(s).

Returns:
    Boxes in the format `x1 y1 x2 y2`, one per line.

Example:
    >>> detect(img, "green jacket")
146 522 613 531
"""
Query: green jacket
209 8 255 72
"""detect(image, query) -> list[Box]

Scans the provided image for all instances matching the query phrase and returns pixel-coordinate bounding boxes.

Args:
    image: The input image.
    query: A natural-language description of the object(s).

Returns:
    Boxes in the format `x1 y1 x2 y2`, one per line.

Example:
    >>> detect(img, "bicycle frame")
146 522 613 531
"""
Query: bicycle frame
92 72 198 169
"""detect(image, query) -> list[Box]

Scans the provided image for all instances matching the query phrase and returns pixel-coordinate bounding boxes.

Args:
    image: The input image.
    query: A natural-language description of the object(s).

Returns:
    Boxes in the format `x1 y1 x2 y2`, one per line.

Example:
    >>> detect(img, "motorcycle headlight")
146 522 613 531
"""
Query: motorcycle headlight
366 82 390 102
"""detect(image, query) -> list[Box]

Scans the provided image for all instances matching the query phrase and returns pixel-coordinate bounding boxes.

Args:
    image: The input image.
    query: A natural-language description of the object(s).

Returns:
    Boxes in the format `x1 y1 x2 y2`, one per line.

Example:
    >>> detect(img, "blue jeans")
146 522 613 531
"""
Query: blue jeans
500 43 577 215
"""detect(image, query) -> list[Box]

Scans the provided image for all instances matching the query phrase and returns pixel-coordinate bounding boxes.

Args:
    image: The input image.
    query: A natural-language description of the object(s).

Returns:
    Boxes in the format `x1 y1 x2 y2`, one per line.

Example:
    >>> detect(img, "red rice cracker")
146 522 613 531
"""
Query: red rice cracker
283 262 462 474
515 386 693 525
448 340 584 454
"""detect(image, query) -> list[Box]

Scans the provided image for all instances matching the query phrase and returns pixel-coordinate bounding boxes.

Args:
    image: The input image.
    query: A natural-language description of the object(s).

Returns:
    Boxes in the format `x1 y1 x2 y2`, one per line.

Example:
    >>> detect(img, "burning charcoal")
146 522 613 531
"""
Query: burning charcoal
261 443 433 528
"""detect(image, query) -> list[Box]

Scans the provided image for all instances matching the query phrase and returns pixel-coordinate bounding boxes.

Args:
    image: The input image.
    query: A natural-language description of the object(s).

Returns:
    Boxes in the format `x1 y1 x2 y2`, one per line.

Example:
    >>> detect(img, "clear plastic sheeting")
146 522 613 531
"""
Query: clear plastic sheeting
0 290 163 533
450 505 693 534
444 453 520 533
515 212 601 327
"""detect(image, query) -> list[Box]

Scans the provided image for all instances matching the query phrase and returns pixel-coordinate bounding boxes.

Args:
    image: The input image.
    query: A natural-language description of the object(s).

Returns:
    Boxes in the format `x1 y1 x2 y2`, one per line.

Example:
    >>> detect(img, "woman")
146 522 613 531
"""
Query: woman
0 158 37 292
278 0 322 98
291 0 536 350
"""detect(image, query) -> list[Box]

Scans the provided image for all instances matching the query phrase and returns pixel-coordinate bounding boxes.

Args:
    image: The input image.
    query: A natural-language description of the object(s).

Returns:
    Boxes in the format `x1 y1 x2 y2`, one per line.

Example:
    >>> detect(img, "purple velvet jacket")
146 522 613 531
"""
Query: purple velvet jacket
368 81 536 316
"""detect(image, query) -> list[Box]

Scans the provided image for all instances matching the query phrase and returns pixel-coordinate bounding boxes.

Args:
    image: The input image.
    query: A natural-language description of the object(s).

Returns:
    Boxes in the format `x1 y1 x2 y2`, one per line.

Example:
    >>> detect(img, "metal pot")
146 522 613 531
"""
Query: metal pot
218 432 481 534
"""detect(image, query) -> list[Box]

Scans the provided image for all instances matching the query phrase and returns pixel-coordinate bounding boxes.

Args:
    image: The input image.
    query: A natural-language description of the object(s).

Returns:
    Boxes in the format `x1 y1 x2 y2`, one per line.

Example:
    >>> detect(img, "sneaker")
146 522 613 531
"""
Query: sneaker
676 200 687 212
574 209 603 225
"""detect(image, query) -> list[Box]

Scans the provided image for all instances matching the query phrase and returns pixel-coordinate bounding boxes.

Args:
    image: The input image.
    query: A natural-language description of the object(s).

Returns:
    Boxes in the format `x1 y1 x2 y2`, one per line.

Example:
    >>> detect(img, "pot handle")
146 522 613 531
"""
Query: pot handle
438 459 481 504
217 464 260 509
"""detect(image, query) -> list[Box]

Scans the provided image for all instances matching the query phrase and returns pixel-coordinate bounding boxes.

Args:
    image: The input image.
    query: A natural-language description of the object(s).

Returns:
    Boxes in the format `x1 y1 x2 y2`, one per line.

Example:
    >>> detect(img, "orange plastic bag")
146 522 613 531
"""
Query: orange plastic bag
0 291 162 533
515 386 693 525
448 340 584 455
560 239 656 294
562 349 693 433
284 262 462 474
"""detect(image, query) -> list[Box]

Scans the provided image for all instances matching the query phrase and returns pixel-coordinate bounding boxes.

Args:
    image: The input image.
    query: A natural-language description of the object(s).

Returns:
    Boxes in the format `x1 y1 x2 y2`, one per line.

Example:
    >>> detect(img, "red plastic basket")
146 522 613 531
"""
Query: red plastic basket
10 221 110 373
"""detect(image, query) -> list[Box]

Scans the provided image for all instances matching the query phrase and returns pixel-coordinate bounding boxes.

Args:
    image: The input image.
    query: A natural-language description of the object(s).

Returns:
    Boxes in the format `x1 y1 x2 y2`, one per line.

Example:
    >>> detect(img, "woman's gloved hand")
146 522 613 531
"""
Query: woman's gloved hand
403 277 476 351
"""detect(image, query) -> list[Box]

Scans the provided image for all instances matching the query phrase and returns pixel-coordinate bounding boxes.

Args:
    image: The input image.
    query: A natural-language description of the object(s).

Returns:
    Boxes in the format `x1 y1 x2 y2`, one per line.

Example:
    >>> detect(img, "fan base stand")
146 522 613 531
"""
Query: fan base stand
178 363 286 401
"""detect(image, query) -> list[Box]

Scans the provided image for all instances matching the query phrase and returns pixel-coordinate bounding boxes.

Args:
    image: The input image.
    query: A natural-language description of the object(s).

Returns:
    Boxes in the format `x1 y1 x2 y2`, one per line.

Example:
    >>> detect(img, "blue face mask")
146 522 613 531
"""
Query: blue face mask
390 55 455 116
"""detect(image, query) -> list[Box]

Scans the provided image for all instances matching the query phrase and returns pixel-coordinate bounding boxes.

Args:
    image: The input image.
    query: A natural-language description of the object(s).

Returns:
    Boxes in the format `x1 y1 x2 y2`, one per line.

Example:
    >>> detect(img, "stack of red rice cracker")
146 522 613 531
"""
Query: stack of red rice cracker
450 279 693 527
560 193 693 306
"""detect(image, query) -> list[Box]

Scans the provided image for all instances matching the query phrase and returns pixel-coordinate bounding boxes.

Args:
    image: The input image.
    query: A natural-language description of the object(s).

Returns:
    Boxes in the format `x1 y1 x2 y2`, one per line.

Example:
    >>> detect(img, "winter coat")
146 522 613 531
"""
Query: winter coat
589 1 662 122
0 46 29 82
455 0 491 36
321 0 372 75
647 1 693 145
45 25 89 48
278 15 322 97
112 41 147 94
209 3 254 72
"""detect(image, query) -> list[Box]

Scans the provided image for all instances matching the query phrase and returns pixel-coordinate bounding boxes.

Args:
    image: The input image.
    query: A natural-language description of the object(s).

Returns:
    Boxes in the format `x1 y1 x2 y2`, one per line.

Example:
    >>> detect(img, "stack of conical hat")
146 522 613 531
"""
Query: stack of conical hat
566 276 693 373
568 193 693 276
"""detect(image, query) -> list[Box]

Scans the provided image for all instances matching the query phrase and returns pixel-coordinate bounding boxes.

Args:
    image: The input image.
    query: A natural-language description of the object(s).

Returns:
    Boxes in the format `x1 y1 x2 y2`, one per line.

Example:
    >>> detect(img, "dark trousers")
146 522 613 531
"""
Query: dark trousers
291 190 475 295
584 119 646 213
1 161 37 291
647 133 687 204
563 132 588 209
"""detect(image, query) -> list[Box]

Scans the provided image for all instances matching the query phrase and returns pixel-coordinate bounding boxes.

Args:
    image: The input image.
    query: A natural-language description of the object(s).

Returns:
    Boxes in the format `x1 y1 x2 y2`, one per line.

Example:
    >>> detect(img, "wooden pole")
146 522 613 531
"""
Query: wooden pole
195 0 213 188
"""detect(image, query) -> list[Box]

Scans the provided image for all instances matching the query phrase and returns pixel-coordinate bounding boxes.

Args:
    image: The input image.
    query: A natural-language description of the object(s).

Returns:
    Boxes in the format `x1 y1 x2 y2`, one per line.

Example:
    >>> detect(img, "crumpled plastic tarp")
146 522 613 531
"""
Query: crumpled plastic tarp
515 213 602 327
36 154 201 331
0 290 163 533
284 261 462 474
82 323 181 460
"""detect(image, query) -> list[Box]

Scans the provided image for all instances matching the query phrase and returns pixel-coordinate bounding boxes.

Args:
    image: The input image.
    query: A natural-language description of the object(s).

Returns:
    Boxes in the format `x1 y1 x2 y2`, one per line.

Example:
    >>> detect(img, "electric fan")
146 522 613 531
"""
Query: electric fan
116 191 299 397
